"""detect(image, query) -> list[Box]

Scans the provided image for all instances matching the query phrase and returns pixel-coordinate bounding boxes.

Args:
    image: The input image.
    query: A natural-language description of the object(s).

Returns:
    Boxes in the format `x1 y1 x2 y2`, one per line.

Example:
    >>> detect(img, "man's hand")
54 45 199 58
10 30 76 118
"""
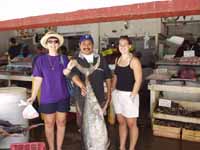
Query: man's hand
80 84 87 96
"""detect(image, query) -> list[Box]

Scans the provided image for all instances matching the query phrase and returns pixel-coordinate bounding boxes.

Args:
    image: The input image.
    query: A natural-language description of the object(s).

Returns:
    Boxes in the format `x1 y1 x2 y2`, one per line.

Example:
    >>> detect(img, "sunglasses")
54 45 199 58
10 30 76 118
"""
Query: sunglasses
47 40 59 44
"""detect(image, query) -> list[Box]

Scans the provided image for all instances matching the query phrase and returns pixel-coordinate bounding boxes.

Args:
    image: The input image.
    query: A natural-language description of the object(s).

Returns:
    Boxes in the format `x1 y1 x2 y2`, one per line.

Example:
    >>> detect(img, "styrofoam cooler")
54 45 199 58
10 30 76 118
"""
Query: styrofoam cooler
0 87 28 149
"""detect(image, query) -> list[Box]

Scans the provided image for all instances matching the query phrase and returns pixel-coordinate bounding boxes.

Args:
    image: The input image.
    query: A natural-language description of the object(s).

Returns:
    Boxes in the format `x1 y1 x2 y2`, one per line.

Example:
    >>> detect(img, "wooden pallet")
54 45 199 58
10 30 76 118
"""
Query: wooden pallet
182 128 200 142
153 124 181 139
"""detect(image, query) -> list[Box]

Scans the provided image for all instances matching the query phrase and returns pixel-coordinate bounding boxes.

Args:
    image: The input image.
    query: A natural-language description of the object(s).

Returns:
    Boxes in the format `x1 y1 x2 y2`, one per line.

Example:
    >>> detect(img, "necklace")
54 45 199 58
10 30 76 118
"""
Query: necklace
48 56 57 70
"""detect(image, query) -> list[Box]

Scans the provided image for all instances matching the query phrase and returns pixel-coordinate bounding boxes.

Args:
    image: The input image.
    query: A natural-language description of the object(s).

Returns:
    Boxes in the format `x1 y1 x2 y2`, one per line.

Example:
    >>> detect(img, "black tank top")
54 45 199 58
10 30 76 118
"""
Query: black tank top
114 59 135 91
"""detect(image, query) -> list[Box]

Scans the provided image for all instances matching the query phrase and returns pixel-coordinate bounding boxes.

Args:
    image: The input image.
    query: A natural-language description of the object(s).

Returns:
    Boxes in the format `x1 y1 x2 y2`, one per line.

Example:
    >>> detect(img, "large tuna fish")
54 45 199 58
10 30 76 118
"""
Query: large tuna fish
75 57 109 150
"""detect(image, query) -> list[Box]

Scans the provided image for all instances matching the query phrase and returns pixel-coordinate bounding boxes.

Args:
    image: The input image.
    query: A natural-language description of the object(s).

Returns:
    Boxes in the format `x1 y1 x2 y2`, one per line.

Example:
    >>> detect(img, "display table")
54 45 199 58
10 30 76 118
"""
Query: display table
149 83 200 141
0 73 32 86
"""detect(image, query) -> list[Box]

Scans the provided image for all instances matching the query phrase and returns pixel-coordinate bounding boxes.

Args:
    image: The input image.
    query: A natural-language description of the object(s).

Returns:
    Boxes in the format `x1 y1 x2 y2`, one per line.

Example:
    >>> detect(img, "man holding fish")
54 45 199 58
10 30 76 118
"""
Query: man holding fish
63 34 112 150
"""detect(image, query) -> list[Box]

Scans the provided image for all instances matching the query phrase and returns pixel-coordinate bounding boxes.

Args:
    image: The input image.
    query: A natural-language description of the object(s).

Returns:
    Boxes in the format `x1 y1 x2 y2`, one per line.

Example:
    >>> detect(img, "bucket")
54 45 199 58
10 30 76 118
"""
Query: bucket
0 87 28 149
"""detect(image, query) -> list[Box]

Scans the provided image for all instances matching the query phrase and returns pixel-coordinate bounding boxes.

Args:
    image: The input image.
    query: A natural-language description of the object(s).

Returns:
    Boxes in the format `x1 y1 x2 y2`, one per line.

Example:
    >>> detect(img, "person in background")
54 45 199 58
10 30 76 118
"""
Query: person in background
63 34 112 132
192 37 200 57
35 43 47 55
8 37 20 59
112 35 142 150
27 31 85 150
59 45 68 56
11 43 33 62
32 44 47 67
174 40 191 58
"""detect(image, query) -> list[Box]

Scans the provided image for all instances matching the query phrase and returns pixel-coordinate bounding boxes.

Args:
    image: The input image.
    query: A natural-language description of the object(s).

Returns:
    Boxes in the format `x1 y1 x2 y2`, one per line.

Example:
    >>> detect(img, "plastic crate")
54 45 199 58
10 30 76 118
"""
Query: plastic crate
10 142 46 150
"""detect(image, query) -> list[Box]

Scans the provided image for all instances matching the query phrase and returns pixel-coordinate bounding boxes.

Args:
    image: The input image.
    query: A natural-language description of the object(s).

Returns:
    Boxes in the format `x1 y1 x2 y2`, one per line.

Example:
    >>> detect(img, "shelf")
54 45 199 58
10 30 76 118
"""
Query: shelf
0 74 32 81
148 84 200 93
153 100 200 124
156 61 200 67
153 112 200 124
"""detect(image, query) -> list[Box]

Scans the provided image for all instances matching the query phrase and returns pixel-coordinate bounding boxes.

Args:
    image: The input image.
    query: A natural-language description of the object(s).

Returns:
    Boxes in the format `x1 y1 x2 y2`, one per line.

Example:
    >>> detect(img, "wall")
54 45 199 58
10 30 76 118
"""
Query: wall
57 23 99 50
0 18 162 52
57 18 162 50
99 18 161 38
161 15 200 56
0 15 199 53
0 28 44 53
162 15 200 39
166 23 200 39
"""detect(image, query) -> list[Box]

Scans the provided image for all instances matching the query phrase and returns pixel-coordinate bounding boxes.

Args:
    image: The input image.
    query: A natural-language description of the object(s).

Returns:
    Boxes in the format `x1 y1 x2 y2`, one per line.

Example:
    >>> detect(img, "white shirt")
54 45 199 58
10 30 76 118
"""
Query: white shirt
81 53 94 63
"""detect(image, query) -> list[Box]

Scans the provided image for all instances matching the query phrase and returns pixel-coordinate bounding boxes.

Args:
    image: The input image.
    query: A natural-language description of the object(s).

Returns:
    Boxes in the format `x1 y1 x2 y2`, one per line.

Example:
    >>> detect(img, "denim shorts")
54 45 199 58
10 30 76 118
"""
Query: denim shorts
39 99 70 114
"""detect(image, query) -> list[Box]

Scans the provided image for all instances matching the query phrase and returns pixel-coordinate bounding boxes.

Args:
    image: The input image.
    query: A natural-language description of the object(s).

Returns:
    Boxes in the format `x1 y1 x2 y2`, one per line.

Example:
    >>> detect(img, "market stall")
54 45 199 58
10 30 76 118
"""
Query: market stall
0 62 32 86
0 0 199 147
147 34 200 141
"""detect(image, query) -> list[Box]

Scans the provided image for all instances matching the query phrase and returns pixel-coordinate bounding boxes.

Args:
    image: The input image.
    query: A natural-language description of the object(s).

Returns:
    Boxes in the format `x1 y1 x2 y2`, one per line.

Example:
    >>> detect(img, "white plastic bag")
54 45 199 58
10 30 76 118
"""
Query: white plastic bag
19 100 39 119
22 104 39 119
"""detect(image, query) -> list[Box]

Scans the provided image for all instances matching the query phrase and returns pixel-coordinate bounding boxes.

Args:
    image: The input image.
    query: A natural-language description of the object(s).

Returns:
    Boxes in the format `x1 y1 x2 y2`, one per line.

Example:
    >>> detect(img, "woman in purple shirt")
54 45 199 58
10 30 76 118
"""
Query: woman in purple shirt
27 31 85 150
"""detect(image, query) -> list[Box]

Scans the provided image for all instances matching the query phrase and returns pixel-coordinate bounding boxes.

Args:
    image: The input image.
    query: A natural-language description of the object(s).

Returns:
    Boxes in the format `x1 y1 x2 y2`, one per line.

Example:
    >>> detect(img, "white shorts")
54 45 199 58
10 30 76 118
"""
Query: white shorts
112 89 139 118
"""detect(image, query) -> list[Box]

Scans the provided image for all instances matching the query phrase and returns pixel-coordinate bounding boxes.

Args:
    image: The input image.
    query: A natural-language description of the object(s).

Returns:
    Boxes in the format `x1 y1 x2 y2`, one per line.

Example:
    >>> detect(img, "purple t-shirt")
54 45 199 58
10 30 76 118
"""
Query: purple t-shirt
32 54 69 104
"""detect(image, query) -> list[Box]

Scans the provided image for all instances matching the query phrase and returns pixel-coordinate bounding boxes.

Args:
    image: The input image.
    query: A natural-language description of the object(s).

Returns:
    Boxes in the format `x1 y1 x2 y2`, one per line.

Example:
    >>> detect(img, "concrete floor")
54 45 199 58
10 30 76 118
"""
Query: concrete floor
28 82 200 150
29 114 200 150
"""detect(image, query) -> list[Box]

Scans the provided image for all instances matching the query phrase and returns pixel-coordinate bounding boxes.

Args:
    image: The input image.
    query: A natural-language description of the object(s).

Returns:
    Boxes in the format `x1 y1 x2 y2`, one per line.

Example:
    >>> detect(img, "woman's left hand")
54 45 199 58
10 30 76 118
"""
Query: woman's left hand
63 68 71 76
67 59 77 70
130 93 137 102
130 92 137 97
63 59 78 76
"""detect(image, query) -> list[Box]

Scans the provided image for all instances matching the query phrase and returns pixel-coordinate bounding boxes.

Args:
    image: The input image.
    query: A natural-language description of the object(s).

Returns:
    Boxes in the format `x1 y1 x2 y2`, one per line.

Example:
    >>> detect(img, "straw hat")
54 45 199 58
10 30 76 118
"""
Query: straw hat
40 31 64 49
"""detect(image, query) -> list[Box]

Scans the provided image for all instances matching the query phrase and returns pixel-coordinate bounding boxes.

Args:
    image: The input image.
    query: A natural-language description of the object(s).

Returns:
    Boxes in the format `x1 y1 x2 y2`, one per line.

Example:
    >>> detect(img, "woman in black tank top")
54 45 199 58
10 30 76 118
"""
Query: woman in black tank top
112 36 142 150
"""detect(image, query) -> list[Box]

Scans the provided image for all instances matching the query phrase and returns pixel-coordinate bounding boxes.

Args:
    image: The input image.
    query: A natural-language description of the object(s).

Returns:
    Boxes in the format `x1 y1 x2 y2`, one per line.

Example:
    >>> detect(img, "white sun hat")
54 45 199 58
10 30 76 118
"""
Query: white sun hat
40 31 64 49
